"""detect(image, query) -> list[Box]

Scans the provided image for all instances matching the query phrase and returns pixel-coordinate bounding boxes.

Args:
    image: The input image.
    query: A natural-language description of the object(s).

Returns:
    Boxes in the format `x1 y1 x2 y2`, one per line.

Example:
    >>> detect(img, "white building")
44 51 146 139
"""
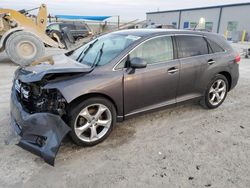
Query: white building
146 3 250 40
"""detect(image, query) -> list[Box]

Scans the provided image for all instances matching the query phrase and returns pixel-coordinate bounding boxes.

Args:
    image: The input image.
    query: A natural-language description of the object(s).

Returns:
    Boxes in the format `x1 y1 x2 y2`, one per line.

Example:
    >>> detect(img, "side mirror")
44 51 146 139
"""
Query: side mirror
130 57 147 69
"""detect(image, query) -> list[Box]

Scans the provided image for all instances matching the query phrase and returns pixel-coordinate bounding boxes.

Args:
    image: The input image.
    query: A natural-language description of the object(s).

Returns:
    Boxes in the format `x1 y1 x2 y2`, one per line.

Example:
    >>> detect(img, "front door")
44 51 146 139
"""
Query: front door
123 35 180 117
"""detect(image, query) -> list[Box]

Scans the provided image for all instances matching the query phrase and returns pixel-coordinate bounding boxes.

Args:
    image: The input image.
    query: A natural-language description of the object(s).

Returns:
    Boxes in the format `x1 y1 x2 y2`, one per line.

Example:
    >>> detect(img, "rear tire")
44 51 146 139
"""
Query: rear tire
5 31 45 66
200 74 229 109
68 97 116 146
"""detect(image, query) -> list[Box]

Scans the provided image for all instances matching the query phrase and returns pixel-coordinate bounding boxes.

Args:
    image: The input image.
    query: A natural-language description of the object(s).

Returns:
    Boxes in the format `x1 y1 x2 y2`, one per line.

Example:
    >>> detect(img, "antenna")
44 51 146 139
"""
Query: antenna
194 17 206 31
193 23 199 30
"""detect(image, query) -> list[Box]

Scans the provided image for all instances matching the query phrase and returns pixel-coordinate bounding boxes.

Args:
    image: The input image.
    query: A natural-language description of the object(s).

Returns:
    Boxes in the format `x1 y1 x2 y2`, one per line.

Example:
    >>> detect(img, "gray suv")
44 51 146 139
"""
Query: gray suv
10 29 240 165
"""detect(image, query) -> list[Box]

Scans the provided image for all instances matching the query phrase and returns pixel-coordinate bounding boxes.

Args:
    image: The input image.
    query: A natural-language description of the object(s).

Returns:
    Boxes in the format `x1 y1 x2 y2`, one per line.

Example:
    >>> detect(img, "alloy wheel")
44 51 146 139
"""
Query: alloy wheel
74 103 112 142
208 79 227 106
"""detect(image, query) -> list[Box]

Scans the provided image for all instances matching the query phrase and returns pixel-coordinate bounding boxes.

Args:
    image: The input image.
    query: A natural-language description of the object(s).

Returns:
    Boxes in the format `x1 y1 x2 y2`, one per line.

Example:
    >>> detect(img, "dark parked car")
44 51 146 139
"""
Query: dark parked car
46 22 92 41
10 29 240 165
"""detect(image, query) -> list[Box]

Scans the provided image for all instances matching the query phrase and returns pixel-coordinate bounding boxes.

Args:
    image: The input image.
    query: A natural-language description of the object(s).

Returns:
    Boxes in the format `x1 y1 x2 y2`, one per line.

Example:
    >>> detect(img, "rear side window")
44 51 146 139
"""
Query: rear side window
75 24 87 30
60 24 76 30
206 39 225 53
176 36 209 58
130 36 174 65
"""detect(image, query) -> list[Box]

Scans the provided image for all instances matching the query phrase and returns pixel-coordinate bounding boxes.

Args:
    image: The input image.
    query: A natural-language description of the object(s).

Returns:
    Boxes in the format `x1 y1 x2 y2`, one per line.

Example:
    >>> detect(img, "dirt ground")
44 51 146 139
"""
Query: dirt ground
0 43 250 188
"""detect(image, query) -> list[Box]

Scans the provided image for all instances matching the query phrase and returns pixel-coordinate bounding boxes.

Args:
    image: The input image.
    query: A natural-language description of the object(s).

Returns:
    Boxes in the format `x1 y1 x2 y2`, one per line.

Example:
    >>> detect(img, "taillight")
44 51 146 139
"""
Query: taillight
235 54 241 64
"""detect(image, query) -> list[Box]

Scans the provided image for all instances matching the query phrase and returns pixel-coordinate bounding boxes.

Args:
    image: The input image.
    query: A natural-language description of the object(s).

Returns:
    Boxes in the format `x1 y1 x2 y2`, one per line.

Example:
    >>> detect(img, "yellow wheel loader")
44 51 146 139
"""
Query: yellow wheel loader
0 4 66 66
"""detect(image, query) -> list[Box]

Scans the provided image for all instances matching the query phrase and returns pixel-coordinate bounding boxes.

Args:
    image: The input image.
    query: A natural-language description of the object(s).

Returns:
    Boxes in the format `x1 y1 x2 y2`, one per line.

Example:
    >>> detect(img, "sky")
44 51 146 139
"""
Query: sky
0 0 250 21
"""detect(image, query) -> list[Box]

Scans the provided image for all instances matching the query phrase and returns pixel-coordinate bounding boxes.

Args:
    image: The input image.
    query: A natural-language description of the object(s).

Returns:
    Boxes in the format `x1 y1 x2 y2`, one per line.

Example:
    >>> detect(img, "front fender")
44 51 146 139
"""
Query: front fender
44 71 124 117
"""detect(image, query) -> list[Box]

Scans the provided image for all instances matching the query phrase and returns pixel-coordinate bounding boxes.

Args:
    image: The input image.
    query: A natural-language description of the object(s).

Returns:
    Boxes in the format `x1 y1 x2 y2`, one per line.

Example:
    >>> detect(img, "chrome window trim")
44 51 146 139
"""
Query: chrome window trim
112 33 227 71
174 33 203 37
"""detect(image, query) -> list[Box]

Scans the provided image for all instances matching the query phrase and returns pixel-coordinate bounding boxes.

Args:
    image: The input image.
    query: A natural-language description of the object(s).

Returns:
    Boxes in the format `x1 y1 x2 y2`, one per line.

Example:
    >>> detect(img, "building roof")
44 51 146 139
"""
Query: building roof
147 2 250 14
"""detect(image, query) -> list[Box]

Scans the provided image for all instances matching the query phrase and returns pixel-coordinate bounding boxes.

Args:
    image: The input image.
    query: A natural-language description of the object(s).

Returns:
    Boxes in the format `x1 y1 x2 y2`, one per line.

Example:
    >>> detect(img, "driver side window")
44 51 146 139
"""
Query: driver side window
129 36 174 65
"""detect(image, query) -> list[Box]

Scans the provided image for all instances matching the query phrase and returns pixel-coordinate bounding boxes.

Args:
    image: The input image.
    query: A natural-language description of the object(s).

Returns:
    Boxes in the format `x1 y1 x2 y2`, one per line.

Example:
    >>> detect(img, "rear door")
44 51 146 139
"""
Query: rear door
200 37 229 89
123 35 180 116
175 35 209 102
203 37 227 67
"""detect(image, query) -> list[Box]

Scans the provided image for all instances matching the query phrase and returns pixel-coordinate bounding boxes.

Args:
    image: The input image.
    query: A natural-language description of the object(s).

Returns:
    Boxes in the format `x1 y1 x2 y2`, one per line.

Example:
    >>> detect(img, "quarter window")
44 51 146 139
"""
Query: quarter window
176 36 209 58
207 39 225 53
115 57 128 70
129 36 174 64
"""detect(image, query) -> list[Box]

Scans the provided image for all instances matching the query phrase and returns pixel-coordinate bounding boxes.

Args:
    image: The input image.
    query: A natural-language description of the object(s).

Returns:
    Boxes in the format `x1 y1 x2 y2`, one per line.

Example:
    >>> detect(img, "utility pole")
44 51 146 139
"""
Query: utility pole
118 15 120 29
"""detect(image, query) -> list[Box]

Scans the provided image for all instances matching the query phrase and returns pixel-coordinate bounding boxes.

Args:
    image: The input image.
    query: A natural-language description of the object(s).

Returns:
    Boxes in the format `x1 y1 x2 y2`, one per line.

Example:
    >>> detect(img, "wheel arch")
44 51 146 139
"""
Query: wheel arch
67 92 119 116
0 27 23 50
218 71 232 91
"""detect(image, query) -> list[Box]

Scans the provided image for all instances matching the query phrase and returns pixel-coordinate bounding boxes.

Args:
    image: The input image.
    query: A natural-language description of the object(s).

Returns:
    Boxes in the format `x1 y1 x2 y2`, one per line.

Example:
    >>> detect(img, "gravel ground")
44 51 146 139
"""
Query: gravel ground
0 43 250 188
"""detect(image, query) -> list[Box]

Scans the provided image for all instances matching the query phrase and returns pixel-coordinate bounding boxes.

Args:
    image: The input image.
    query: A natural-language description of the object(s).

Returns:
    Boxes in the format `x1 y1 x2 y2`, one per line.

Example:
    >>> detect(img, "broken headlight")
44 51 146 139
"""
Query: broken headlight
15 79 30 100
33 88 67 116
15 80 67 116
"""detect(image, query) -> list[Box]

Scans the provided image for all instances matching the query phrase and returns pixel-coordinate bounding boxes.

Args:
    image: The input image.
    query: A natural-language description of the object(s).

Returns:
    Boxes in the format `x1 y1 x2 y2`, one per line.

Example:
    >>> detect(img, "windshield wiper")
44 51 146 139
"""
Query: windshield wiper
77 39 98 62
91 42 105 68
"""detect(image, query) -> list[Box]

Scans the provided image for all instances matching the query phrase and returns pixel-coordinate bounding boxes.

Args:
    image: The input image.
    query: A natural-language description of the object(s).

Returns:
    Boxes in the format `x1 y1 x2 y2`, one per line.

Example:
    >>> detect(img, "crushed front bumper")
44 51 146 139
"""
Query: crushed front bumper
10 88 71 166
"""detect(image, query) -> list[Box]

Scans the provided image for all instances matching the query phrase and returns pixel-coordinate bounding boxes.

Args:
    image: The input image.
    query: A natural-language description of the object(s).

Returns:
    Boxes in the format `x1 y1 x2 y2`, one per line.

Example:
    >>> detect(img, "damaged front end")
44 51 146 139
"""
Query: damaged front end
10 77 71 166
10 54 93 165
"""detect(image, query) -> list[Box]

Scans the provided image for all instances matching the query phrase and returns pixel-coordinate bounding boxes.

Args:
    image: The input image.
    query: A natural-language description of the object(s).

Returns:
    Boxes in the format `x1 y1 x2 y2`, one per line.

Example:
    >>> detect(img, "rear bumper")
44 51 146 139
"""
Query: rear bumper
10 88 70 166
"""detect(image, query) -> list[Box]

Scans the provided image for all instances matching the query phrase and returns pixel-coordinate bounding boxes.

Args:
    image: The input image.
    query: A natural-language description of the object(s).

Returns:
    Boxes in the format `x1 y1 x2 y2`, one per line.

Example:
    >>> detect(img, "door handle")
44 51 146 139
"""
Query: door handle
168 67 179 74
208 59 216 65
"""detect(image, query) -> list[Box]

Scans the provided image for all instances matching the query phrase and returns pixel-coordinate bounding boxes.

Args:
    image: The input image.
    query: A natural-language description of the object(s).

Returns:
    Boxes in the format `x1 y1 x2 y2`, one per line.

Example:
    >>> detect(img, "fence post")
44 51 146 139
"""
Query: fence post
241 30 246 43
224 30 228 39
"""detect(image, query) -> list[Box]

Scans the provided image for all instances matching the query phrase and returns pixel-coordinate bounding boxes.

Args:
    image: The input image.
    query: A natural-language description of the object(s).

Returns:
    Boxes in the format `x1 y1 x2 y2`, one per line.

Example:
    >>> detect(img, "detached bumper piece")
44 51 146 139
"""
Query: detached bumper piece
10 91 70 166
17 114 70 166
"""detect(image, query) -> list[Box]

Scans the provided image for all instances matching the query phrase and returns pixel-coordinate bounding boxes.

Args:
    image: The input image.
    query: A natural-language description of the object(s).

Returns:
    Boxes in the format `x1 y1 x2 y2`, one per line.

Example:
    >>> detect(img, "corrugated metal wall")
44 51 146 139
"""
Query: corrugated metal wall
219 5 250 34
179 8 220 33
147 4 250 40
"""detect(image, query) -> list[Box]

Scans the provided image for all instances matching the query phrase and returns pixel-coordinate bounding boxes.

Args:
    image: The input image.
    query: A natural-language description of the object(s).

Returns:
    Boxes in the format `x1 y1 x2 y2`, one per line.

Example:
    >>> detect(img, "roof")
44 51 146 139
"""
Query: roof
147 2 250 14
112 29 208 37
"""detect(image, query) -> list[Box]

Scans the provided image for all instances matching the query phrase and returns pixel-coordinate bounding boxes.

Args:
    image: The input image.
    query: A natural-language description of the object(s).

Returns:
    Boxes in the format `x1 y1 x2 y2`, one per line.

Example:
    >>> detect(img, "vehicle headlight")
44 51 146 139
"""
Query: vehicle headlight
14 79 30 99
14 79 21 93
20 86 30 99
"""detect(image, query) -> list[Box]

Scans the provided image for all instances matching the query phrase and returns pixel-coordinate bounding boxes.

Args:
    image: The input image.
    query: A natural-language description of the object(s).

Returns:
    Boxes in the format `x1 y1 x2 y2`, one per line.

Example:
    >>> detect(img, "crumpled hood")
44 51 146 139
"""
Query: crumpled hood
16 54 92 83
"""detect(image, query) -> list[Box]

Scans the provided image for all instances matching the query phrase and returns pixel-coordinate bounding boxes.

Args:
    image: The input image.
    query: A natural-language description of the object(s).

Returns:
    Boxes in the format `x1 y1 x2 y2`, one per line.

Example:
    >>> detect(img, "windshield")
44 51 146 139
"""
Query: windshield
69 33 141 67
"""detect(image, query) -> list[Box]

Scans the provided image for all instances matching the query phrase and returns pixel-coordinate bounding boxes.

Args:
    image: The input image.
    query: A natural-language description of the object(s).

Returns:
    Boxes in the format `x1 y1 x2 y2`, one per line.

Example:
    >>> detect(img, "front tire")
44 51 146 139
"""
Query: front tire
68 97 116 146
201 74 229 109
